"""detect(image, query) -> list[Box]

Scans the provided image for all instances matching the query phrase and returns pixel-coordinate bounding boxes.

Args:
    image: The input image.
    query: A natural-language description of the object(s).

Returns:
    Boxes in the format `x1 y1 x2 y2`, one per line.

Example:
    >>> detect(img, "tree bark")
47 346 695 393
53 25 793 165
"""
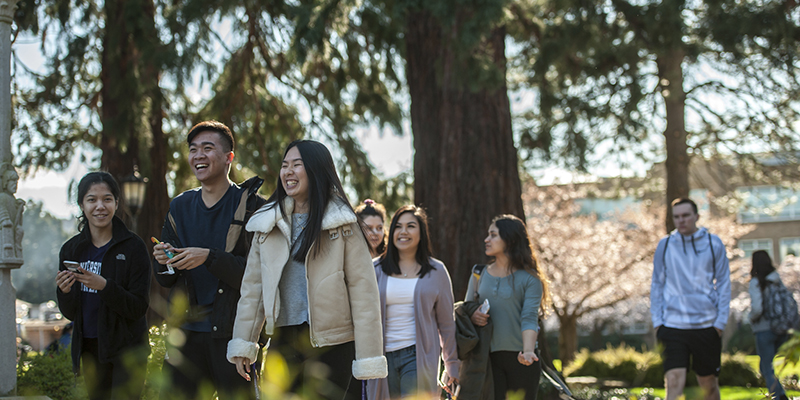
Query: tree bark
558 313 579 366
657 48 690 233
406 14 524 300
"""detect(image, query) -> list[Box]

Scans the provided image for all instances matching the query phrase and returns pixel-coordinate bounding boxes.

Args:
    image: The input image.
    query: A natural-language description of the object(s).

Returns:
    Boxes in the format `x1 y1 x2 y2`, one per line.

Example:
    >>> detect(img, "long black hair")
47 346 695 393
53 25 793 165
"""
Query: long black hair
265 140 358 262
751 250 777 291
76 172 121 232
491 214 551 314
379 205 435 278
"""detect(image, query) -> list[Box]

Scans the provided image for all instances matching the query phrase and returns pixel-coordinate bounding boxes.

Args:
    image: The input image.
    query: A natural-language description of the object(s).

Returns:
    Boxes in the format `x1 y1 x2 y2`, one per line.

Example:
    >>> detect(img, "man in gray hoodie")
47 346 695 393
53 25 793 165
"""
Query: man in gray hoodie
651 198 730 400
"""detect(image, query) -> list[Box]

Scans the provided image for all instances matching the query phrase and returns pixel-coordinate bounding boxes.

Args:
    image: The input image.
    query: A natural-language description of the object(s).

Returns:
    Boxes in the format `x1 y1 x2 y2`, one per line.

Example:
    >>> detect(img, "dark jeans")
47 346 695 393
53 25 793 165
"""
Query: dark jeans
269 323 360 400
490 351 541 400
164 330 254 400
386 345 417 399
755 330 789 399
80 337 147 400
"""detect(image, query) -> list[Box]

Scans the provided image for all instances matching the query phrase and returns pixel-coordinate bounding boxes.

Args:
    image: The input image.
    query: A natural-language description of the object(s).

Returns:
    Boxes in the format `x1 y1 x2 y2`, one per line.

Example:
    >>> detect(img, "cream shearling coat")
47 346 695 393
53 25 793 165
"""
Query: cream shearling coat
226 197 388 380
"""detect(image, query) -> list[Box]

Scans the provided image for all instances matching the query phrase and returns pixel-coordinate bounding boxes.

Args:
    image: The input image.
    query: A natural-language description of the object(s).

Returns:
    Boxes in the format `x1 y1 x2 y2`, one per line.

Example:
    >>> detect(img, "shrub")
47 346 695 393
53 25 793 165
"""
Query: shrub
17 349 82 400
719 352 760 387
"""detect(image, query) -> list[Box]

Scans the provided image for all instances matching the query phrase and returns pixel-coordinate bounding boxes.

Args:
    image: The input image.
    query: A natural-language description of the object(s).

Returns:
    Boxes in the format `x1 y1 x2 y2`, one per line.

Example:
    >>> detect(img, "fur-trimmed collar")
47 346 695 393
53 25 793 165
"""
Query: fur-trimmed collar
245 196 358 238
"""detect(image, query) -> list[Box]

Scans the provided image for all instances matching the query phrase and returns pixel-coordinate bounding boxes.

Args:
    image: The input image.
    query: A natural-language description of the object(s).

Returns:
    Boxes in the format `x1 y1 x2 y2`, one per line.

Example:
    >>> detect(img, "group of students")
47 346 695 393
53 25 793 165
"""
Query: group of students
54 120 550 400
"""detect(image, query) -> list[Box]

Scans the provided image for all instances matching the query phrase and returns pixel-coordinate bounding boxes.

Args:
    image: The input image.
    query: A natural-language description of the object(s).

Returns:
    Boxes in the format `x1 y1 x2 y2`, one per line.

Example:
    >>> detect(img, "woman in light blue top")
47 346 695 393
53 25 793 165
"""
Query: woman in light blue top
466 214 551 400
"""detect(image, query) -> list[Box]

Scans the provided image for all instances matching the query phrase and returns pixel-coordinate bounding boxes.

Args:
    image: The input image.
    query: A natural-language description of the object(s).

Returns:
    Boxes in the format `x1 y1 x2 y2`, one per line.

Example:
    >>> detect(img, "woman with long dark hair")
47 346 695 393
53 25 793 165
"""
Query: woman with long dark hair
749 250 790 400
227 140 387 400
55 172 150 400
355 199 387 258
367 205 459 400
466 214 551 400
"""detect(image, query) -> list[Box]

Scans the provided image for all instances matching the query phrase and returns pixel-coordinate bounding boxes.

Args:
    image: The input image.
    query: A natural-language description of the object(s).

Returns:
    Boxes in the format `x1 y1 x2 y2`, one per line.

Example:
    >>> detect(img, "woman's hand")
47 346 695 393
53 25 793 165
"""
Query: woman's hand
232 356 252 381
470 309 489 327
441 375 459 395
56 270 76 294
517 350 538 366
72 266 107 291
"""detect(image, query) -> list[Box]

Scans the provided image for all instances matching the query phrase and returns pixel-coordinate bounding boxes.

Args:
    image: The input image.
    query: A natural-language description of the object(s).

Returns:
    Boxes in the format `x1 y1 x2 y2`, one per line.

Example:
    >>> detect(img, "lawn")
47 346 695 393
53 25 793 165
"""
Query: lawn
636 387 800 399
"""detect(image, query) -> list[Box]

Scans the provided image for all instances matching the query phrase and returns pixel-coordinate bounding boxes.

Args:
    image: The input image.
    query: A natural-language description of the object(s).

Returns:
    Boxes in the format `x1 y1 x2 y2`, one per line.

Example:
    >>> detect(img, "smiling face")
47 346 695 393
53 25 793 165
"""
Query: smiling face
188 131 233 184
393 212 421 254
80 182 118 233
484 223 507 257
280 146 309 204
362 215 385 253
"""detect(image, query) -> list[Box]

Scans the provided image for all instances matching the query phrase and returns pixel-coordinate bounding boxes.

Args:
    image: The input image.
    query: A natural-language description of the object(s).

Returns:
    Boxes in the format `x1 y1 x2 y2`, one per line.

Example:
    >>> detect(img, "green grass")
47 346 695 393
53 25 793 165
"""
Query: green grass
634 387 800 399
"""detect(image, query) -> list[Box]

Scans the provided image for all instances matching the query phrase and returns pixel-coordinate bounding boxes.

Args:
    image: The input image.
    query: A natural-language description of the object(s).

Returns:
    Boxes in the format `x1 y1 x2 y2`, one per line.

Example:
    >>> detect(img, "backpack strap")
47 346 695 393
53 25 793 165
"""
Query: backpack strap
225 189 250 253
470 264 487 301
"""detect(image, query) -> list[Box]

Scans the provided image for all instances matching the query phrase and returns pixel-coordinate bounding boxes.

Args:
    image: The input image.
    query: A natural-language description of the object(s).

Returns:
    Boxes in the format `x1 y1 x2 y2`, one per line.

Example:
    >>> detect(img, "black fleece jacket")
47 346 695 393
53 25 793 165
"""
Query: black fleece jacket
153 176 266 338
57 216 151 373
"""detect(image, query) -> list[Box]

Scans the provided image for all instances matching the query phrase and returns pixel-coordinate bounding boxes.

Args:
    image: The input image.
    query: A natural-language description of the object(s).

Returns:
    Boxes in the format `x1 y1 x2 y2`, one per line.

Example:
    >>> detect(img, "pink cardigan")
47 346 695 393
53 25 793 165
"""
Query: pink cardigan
367 258 460 399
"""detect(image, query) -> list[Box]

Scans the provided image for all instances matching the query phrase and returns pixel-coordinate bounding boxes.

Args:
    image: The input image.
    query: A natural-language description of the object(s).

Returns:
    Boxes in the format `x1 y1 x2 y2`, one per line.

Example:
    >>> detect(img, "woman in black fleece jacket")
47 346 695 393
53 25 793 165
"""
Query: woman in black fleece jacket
55 172 150 400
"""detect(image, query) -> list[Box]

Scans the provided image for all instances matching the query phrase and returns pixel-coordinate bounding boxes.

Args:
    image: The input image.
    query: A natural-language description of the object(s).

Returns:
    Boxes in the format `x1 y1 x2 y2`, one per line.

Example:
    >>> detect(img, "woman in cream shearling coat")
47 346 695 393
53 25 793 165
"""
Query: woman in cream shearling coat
227 140 387 399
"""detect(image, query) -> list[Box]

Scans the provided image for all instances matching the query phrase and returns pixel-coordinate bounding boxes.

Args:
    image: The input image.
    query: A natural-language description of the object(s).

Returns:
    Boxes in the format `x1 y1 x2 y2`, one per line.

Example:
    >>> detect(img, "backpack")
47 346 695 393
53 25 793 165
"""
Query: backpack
763 280 800 334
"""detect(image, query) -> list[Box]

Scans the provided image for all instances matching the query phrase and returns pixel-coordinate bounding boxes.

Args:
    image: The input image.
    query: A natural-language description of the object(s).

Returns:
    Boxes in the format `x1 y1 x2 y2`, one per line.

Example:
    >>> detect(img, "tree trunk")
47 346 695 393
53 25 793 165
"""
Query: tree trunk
406 14 524 300
558 313 579 366
657 48 690 233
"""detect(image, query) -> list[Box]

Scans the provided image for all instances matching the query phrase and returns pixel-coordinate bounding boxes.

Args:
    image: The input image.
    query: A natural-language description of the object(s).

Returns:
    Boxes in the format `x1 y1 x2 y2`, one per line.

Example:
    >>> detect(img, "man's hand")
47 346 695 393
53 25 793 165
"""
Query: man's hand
517 351 539 366
170 247 210 271
152 242 176 265
715 327 722 337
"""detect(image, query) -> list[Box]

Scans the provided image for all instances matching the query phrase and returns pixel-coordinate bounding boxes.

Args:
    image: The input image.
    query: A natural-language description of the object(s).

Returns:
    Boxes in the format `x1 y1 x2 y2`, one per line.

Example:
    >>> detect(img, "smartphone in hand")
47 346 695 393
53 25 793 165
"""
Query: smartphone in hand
63 261 83 274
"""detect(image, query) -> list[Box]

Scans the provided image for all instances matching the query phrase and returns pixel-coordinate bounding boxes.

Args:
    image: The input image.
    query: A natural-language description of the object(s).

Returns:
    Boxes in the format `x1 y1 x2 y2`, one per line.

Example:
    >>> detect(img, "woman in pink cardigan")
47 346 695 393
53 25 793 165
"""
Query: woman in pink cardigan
367 205 460 399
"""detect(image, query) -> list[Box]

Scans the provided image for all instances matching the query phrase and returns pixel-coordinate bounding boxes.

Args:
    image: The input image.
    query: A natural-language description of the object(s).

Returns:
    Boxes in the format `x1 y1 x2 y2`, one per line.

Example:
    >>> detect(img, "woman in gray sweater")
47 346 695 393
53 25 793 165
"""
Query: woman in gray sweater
367 205 460 399
749 250 790 400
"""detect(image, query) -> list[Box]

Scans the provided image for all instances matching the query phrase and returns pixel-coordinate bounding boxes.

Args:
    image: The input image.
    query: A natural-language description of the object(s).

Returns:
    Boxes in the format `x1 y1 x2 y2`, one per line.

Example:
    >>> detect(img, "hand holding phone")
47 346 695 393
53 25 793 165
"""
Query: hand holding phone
63 261 83 274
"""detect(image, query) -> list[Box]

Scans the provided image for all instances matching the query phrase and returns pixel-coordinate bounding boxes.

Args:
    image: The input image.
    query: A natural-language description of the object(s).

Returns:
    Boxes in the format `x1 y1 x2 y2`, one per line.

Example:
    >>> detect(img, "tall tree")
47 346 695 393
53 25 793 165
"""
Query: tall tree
511 0 800 232
292 0 525 298
13 0 172 244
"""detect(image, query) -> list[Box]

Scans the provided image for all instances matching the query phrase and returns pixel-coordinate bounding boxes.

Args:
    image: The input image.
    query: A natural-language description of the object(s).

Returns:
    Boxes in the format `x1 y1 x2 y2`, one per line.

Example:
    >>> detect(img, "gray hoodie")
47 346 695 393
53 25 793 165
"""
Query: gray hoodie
651 227 731 330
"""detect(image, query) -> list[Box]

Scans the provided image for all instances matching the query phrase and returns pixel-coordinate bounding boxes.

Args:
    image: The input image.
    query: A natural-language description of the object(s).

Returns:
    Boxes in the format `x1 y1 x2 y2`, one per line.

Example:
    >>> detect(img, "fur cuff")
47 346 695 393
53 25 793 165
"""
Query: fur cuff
226 338 260 363
352 355 388 380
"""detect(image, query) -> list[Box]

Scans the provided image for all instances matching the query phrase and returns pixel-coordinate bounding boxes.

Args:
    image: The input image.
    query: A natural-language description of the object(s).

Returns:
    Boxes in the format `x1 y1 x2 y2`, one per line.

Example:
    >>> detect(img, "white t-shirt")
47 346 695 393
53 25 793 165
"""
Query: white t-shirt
385 276 418 352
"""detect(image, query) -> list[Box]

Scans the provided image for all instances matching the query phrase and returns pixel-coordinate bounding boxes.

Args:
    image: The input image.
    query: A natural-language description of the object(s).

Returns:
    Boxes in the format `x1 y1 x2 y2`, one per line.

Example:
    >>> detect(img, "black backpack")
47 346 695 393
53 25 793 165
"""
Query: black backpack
763 280 800 334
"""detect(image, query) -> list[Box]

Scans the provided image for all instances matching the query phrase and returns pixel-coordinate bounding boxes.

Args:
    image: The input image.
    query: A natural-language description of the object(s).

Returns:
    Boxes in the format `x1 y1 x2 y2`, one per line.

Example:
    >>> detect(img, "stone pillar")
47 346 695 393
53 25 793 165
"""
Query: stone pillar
0 1 23 396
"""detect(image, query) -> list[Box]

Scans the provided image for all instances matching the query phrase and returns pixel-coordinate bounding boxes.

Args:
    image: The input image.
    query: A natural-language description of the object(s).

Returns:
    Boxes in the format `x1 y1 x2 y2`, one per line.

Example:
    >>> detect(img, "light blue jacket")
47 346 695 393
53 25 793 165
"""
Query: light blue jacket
650 227 731 331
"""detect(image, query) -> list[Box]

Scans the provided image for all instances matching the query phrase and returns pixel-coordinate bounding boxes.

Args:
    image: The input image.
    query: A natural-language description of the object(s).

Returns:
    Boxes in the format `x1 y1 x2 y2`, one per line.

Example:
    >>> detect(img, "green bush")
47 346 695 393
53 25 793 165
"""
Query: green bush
564 345 761 388
719 352 760 387
17 349 83 400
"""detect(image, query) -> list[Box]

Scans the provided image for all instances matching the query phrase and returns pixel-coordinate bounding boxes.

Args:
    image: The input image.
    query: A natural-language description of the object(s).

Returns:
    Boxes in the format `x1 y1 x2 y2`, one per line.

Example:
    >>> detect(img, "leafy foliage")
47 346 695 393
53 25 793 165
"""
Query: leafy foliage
16 349 82 400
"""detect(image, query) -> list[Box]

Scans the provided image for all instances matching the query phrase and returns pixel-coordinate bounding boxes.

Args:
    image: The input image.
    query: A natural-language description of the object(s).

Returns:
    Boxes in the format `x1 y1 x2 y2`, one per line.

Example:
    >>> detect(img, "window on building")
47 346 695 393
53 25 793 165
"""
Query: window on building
737 185 800 223
739 239 774 259
780 237 800 259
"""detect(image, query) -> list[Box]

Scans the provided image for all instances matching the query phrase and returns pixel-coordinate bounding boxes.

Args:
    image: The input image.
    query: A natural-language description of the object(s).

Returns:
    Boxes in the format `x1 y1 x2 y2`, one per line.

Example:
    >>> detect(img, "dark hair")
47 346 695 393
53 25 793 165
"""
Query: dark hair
187 121 235 152
379 205 435 278
265 140 359 262
76 172 120 232
671 198 698 214
355 199 388 255
751 250 777 291
491 214 551 315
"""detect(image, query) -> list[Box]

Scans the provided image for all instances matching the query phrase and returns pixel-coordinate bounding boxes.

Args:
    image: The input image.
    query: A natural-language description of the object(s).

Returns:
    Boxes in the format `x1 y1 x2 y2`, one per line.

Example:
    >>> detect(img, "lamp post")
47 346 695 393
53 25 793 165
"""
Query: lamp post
122 165 147 233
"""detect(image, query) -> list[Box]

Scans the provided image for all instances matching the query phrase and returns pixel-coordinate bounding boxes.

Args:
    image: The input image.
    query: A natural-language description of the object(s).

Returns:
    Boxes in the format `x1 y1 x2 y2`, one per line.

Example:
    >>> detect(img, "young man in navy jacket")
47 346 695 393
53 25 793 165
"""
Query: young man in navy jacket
153 121 266 399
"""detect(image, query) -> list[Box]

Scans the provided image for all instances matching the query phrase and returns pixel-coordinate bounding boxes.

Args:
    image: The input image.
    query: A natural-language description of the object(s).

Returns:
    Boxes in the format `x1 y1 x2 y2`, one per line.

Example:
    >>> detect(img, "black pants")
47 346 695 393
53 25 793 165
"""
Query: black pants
80 337 147 400
164 330 254 400
490 351 541 400
269 323 360 400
